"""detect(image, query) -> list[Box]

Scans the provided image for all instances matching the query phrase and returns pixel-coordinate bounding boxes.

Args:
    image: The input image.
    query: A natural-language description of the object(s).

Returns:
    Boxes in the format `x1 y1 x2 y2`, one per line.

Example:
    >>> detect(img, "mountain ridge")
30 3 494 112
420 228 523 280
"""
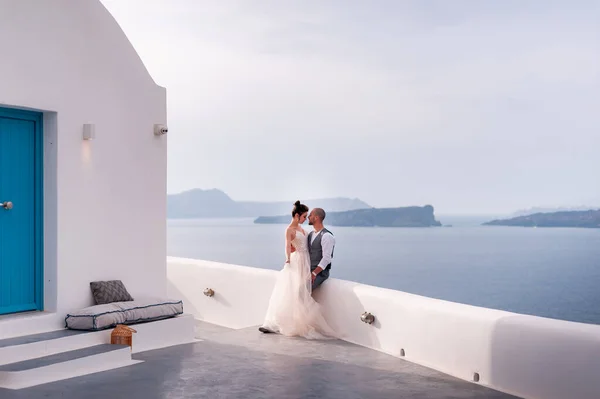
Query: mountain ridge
167 188 371 218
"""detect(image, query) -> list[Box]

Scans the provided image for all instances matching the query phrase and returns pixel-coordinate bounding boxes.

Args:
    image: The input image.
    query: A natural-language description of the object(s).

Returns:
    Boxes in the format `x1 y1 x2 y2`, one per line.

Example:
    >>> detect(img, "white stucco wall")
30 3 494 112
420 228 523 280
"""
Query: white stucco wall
0 1 167 325
167 257 600 399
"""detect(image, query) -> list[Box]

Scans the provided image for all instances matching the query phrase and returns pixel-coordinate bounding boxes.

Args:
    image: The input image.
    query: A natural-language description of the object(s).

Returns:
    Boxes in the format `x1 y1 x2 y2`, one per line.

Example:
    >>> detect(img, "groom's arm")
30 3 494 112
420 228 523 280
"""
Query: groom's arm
313 233 335 275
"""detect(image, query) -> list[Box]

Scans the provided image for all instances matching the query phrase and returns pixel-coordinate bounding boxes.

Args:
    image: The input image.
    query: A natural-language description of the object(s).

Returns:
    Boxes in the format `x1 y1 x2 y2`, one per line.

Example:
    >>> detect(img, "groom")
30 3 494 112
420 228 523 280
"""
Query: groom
307 208 335 291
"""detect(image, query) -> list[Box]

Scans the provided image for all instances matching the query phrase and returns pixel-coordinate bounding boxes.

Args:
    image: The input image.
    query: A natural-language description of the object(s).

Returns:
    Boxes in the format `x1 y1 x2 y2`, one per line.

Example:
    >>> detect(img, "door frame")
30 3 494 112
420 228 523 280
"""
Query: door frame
0 106 44 313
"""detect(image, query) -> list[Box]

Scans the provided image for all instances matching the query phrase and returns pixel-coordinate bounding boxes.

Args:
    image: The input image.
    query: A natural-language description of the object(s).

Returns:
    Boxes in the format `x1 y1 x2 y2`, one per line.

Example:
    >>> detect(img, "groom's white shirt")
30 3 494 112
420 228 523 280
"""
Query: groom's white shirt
311 228 335 270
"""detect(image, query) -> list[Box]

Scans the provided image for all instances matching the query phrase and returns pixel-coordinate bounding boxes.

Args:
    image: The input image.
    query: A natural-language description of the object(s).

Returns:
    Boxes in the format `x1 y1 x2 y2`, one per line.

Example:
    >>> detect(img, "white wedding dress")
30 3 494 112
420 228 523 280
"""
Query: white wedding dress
261 229 337 339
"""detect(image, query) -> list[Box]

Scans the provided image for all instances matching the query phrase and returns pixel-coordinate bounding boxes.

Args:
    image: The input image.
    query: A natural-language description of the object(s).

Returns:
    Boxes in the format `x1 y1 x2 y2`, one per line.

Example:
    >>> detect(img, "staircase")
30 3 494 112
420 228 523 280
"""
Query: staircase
0 314 196 390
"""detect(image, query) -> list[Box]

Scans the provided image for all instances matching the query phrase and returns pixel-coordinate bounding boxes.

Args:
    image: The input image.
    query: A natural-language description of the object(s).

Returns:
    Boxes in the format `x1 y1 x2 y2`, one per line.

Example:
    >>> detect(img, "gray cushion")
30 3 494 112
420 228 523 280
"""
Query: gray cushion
90 280 134 305
65 298 184 331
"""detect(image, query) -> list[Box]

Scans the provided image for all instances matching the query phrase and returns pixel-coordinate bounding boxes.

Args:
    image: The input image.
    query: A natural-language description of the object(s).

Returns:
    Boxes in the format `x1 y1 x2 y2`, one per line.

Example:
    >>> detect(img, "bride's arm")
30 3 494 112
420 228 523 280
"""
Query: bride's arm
285 228 294 263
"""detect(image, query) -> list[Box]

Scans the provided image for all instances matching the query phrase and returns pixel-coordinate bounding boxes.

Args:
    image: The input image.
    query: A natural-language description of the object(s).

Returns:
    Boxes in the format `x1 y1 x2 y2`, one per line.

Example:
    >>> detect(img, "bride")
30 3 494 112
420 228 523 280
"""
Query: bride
258 201 337 339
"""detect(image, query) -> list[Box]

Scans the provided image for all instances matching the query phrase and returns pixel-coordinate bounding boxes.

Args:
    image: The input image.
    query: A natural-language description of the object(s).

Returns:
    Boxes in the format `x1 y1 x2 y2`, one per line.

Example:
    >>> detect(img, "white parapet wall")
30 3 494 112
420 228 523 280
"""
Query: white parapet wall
166 257 278 329
167 257 600 399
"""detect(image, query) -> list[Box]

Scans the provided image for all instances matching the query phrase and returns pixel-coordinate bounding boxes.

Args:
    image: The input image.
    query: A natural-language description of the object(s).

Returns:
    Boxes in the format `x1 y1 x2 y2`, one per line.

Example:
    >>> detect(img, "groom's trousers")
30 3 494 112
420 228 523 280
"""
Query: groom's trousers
311 268 329 291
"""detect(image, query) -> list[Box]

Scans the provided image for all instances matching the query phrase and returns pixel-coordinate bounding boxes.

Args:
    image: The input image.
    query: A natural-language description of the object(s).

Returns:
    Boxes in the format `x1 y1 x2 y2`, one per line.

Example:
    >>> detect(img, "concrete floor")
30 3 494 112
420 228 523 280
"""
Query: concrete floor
0 321 522 399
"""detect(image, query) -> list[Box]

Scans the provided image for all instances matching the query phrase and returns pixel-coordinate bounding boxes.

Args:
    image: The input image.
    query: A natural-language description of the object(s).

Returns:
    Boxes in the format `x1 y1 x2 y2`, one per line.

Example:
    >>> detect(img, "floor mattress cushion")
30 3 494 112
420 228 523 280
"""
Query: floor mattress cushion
65 298 184 331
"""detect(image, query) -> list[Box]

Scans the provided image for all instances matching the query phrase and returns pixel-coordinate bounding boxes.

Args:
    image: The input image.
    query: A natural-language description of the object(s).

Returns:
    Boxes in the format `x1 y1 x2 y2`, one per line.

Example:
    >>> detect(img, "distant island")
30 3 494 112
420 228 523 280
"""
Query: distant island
510 206 600 217
255 205 442 227
483 209 600 228
167 188 371 218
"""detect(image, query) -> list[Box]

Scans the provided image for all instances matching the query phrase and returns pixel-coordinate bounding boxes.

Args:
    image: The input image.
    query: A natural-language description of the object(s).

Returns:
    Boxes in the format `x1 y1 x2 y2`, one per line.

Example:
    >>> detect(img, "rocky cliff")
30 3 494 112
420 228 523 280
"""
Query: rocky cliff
254 205 442 227
483 209 600 228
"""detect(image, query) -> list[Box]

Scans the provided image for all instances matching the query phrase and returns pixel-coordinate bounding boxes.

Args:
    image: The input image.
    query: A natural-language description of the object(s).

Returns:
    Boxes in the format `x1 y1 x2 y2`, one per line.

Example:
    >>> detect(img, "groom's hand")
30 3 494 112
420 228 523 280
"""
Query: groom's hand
290 245 296 253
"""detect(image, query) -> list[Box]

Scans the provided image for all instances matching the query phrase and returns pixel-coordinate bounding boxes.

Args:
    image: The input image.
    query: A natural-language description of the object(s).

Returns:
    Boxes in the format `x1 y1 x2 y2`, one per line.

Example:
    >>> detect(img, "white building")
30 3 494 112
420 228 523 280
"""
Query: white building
0 0 167 334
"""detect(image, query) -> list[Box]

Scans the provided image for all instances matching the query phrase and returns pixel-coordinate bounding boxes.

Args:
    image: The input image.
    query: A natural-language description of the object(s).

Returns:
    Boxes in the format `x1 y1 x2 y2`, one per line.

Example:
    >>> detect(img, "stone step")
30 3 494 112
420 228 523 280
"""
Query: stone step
0 329 89 349
0 314 197 389
0 329 111 366
0 344 140 389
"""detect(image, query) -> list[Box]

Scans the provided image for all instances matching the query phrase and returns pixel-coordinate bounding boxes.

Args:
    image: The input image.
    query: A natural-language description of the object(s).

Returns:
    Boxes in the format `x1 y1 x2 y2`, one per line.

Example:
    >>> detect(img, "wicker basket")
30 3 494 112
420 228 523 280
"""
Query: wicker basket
111 324 137 347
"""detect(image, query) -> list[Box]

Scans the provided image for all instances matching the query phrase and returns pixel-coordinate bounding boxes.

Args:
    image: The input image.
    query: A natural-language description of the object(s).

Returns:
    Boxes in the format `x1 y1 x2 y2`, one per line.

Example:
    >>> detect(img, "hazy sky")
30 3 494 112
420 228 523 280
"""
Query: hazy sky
101 0 599 214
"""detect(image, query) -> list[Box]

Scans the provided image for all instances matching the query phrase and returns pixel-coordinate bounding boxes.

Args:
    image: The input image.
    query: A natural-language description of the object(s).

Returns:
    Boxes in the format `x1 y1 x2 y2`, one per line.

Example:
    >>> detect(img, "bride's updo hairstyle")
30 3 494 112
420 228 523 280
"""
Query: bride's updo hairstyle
292 200 309 217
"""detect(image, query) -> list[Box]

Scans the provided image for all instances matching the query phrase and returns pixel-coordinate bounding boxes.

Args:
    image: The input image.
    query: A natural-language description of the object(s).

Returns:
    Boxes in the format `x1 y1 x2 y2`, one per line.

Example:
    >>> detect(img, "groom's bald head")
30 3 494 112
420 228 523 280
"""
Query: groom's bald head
308 208 326 226
313 208 326 222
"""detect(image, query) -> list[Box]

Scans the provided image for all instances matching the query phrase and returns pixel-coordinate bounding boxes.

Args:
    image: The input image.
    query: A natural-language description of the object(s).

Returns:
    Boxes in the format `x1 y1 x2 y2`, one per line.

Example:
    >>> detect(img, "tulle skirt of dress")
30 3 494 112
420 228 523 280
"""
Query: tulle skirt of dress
261 250 337 339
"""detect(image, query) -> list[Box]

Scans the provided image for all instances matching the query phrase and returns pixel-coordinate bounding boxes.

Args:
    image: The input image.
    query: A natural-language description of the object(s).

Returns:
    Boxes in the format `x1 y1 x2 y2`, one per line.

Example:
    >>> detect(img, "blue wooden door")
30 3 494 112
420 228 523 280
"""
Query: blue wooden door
0 107 43 315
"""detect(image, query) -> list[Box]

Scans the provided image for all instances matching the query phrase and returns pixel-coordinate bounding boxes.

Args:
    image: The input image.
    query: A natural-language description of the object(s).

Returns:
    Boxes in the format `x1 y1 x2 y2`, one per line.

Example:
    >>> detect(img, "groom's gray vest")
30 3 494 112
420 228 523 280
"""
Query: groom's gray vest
308 228 334 272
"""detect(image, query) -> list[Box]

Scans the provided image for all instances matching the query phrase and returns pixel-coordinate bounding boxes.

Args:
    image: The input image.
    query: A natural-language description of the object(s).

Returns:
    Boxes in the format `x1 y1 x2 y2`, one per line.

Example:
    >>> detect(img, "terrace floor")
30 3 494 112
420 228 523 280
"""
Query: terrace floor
0 320 522 398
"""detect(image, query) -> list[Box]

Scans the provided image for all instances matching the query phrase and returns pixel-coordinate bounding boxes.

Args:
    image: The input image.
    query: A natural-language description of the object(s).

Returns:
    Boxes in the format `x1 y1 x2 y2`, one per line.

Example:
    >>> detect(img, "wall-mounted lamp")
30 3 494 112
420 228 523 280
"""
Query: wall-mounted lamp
203 288 215 297
361 312 375 324
83 124 95 140
154 124 168 136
